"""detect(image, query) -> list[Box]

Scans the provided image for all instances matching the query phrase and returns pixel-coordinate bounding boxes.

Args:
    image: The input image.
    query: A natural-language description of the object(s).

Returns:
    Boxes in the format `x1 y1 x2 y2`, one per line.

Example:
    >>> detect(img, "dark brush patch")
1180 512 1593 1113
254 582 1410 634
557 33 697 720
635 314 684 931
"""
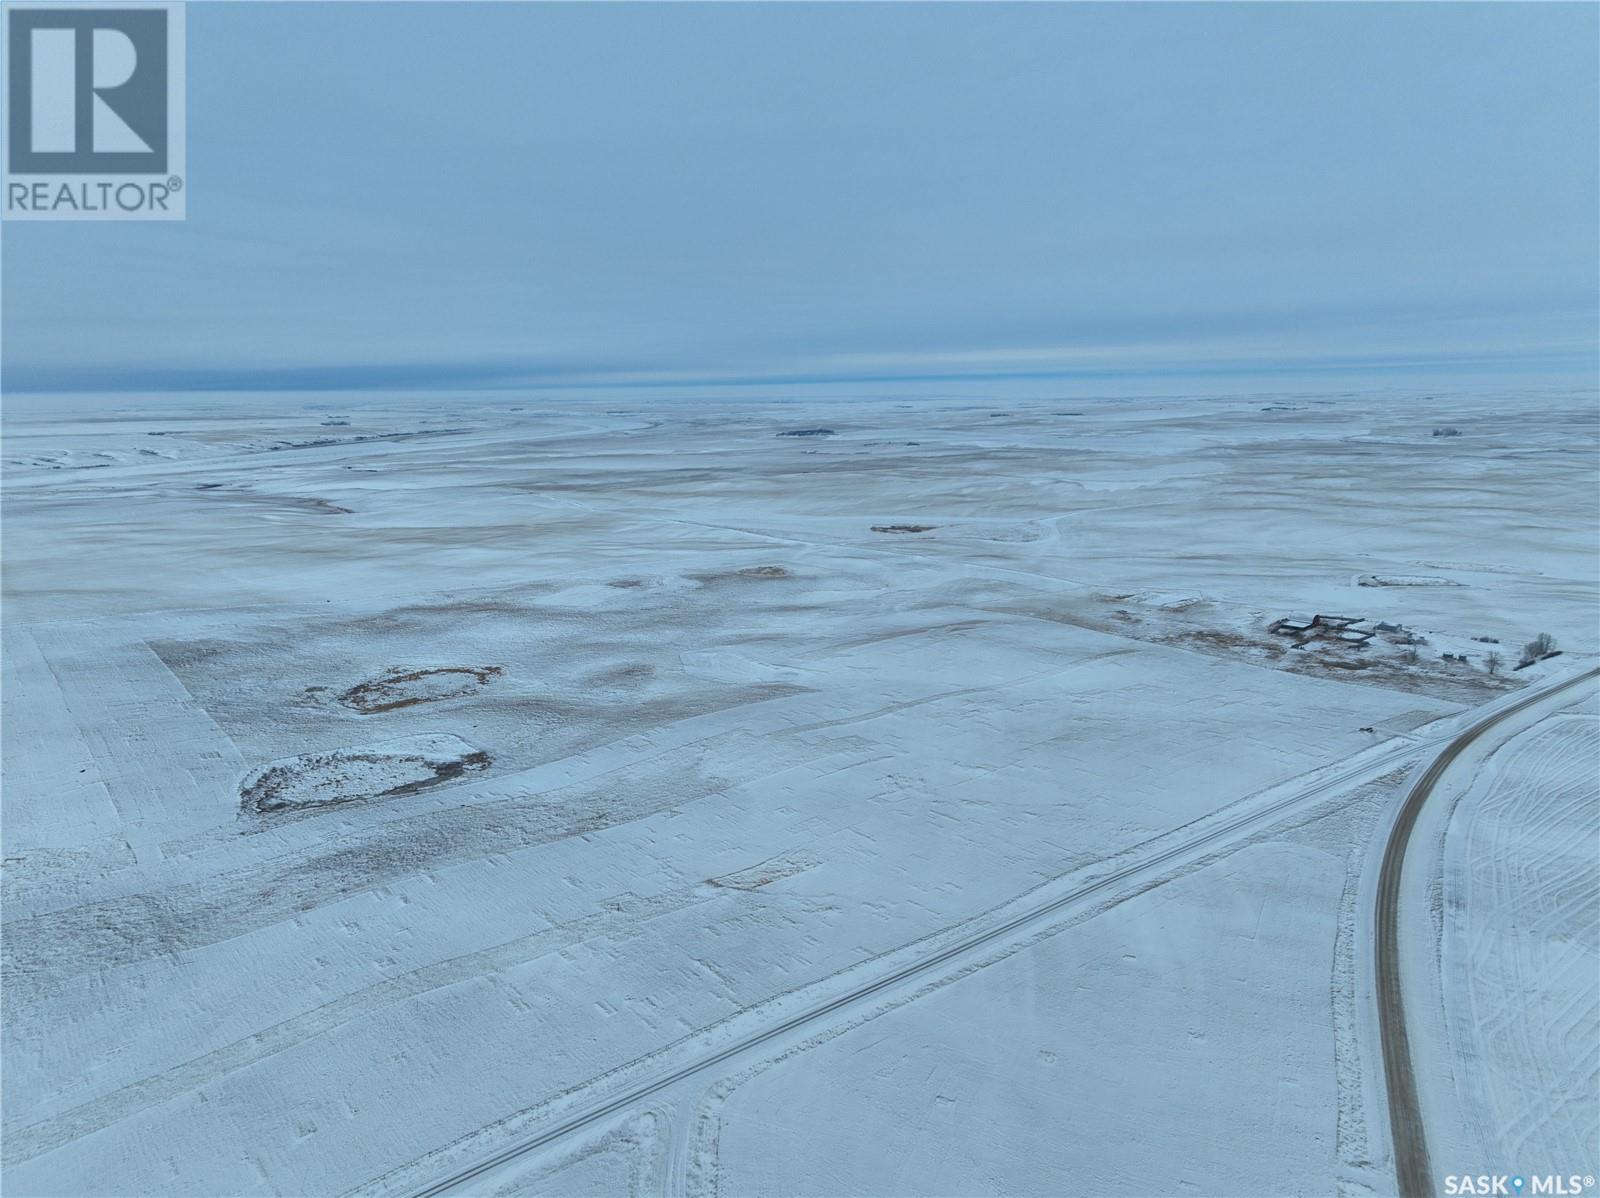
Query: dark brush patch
338 665 503 714
242 749 492 815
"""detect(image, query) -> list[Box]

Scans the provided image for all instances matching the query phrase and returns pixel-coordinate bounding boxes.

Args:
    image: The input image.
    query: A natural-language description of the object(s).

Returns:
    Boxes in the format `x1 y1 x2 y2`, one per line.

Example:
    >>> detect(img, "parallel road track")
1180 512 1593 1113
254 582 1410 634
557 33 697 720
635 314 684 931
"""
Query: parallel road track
397 668 1594 1198
1374 666 1599 1198
399 729 1428 1197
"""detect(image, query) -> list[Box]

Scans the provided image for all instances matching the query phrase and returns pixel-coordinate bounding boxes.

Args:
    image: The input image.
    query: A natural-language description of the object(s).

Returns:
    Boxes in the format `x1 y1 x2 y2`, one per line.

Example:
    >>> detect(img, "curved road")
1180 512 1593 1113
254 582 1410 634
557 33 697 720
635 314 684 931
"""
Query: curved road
391 665 1596 1198
390 708 1449 1197
1375 665 1599 1198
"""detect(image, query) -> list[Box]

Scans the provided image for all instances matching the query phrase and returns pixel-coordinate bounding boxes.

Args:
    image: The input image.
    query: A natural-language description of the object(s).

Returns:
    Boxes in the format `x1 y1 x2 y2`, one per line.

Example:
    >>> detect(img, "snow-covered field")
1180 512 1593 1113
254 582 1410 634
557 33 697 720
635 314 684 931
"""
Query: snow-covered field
1400 683 1600 1187
1443 706 1599 1176
2 389 1595 1197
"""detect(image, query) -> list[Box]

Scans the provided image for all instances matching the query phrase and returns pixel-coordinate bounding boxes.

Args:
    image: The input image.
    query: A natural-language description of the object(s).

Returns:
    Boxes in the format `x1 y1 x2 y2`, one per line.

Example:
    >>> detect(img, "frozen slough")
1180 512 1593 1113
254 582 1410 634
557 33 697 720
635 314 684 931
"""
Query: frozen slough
239 733 491 814
334 665 504 714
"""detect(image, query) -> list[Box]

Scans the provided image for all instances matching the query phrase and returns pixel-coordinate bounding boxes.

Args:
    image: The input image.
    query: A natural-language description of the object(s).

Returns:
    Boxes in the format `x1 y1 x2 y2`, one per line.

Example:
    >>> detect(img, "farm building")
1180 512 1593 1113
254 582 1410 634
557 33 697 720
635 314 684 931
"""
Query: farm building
1269 615 1316 635
1269 613 1375 645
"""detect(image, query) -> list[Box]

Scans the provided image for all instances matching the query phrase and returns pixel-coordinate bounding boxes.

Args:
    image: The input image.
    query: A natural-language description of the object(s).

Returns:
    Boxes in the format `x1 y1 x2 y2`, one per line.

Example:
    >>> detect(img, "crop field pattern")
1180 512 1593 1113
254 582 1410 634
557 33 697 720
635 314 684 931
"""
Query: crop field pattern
1 391 1595 1197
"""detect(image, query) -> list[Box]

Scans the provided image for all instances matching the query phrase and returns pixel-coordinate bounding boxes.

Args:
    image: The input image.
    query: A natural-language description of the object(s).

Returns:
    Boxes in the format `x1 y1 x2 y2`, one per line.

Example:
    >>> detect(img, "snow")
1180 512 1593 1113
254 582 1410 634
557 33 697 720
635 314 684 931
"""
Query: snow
705 840 1348 1197
1396 686 1600 1187
2 388 1595 1196
1440 708 1599 1176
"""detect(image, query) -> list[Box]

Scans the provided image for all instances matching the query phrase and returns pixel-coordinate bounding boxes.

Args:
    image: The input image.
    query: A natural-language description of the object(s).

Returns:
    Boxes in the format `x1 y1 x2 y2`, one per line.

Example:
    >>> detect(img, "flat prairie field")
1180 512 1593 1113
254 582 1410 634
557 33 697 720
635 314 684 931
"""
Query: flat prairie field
2 389 1595 1196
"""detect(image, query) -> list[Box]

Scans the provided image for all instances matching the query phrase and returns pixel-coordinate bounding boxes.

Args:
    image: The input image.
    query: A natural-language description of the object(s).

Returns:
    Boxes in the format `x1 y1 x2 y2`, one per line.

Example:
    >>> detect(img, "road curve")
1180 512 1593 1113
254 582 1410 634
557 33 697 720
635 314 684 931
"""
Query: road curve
389 725 1435 1197
393 667 1595 1198
1375 666 1600 1198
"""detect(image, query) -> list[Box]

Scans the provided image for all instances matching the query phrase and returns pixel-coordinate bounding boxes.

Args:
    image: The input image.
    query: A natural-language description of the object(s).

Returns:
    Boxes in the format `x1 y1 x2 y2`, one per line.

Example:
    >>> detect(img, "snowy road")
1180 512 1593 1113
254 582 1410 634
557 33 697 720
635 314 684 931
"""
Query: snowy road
1373 666 1600 1198
392 689 1564 1198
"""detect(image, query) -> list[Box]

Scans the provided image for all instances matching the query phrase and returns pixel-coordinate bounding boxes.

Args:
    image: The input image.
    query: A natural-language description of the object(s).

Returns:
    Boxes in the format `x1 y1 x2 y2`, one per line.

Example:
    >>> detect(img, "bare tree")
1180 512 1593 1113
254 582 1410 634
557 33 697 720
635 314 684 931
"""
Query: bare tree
1519 632 1557 667
1485 650 1503 675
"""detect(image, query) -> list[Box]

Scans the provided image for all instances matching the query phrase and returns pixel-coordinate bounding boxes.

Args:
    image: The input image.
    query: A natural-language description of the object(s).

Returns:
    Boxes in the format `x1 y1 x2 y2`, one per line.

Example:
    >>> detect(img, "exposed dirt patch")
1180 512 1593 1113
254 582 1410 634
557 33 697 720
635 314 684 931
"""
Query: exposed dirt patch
189 484 351 514
338 665 502 713
295 497 353 515
690 564 795 585
871 524 937 534
776 428 836 438
1165 628 1288 659
1358 574 1462 588
240 734 491 814
585 663 657 687
1284 655 1519 703
707 853 818 891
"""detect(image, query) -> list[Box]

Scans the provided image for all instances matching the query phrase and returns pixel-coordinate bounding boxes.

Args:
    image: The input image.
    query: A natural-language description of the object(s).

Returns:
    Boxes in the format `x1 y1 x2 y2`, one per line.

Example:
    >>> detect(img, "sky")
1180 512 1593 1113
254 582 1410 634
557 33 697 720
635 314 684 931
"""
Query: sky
4 1 1597 396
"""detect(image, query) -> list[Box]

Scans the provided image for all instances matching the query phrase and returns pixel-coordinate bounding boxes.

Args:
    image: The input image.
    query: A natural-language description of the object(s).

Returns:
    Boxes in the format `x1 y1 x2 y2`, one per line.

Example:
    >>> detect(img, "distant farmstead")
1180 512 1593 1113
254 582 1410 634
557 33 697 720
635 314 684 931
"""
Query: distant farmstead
1269 613 1376 645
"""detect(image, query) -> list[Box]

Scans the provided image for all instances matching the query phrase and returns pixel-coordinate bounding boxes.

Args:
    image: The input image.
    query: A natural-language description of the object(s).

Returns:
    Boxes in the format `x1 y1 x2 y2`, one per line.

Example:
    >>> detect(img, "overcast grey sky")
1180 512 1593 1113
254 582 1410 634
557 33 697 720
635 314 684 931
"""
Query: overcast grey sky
4 2 1597 395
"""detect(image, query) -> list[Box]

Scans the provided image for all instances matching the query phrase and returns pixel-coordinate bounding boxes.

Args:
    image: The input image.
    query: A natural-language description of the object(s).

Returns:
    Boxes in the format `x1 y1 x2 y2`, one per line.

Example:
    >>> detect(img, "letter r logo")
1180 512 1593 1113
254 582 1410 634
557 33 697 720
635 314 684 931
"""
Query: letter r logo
7 8 168 173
